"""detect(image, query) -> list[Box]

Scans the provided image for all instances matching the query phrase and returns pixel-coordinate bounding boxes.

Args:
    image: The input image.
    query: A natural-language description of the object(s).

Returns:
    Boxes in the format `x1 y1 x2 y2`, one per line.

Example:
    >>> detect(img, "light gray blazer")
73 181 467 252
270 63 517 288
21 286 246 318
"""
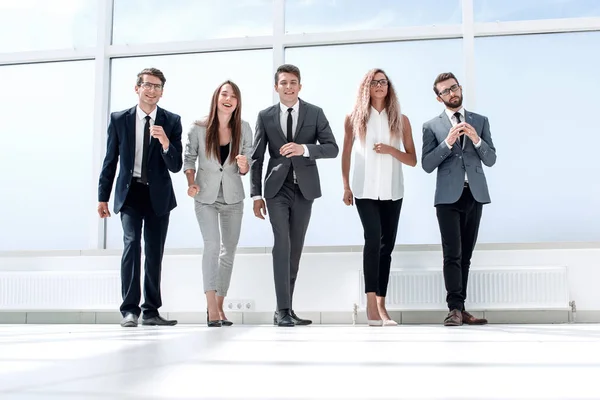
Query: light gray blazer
183 120 253 204
421 110 497 206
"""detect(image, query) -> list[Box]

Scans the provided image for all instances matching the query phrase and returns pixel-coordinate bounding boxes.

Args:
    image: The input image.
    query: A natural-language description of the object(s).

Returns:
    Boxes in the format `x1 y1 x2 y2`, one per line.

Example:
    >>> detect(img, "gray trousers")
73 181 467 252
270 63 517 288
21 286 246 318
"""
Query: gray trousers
194 188 243 297
266 181 313 311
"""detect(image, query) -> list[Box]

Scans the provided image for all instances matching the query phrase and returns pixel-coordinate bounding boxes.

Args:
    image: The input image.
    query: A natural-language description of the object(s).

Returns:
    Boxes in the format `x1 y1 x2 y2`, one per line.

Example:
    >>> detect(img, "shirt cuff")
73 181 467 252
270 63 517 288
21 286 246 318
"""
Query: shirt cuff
444 139 452 149
302 144 309 157
473 138 482 148
162 146 169 153
252 195 263 201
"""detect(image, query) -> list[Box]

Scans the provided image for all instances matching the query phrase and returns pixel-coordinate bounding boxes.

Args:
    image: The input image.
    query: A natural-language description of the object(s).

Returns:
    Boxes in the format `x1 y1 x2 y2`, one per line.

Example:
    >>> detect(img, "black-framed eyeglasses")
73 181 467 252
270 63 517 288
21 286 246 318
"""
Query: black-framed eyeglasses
370 79 388 87
139 82 163 91
438 84 460 96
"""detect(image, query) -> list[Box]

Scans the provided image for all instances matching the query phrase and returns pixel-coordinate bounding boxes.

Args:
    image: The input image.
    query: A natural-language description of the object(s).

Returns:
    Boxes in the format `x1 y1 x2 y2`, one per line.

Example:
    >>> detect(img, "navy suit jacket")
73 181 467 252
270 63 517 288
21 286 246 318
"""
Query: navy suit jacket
98 105 183 216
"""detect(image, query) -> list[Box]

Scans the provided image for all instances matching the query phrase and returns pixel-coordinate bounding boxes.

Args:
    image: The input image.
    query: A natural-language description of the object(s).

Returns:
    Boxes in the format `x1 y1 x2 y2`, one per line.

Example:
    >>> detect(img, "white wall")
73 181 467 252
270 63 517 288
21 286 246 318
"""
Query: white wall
1 245 598 312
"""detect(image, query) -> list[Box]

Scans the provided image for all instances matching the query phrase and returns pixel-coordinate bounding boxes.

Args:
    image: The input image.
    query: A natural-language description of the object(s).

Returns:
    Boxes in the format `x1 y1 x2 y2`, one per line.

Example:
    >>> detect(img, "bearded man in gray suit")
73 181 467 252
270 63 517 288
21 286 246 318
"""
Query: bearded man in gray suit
250 64 339 327
422 72 497 327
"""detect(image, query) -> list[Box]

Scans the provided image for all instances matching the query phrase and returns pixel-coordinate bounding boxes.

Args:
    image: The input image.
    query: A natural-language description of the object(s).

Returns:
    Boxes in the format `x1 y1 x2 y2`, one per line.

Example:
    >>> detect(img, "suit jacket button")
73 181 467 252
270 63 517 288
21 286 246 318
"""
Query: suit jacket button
220 168 223 172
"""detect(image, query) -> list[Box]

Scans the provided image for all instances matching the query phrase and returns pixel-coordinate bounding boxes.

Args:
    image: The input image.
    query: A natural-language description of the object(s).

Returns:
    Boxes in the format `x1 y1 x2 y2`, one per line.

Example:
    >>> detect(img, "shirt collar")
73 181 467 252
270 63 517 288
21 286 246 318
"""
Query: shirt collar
137 105 158 121
445 107 465 122
280 101 299 114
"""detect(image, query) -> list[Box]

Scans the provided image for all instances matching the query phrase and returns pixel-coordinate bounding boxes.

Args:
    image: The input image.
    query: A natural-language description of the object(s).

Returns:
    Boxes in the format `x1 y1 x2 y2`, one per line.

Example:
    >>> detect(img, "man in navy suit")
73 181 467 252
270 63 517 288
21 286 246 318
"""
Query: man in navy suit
98 68 183 327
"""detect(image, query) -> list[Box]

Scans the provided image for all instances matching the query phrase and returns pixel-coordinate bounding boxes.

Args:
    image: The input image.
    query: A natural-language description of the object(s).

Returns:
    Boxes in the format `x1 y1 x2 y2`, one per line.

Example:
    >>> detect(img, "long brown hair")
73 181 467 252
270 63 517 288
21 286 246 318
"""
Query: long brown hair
197 80 242 164
350 68 403 144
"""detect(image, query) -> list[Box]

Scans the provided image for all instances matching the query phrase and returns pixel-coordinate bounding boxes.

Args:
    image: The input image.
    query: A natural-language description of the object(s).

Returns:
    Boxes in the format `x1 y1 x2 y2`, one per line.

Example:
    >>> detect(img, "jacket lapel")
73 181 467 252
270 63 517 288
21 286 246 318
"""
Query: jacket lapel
127 106 136 163
271 104 287 141
148 106 164 161
294 99 308 139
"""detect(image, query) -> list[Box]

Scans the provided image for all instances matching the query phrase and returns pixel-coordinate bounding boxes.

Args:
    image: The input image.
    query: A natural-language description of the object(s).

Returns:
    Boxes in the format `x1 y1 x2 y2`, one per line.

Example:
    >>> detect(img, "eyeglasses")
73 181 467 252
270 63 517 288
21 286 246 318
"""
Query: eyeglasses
370 79 388 87
438 84 461 97
139 82 163 91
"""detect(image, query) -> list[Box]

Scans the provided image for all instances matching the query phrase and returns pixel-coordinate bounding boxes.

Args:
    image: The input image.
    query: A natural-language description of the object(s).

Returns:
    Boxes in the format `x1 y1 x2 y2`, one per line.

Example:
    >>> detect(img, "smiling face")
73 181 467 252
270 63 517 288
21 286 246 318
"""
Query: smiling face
216 83 238 115
275 72 302 107
135 74 163 109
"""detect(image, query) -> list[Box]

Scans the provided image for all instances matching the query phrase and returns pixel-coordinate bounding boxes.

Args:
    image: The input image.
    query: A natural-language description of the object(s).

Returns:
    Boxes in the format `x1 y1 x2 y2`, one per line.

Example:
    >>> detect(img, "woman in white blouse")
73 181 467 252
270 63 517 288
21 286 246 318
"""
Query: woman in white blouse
341 69 417 326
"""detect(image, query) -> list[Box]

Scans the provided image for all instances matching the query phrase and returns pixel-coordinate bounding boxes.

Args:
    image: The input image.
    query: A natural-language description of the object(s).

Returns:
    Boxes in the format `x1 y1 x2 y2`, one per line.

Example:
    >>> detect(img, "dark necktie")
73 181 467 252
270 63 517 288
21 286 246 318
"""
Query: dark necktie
141 115 151 184
454 112 464 148
286 108 293 142
286 108 294 182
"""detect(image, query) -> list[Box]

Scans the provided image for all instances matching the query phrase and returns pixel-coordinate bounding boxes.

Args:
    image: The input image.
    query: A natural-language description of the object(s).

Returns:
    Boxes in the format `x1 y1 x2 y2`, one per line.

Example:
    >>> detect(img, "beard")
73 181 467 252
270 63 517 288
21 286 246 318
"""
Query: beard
442 94 463 109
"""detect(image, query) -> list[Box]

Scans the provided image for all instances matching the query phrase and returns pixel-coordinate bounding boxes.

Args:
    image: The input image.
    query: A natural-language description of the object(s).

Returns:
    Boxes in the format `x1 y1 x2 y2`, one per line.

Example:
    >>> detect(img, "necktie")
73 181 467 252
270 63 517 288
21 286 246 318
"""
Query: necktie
286 108 293 142
141 115 151 184
286 108 294 183
454 112 464 148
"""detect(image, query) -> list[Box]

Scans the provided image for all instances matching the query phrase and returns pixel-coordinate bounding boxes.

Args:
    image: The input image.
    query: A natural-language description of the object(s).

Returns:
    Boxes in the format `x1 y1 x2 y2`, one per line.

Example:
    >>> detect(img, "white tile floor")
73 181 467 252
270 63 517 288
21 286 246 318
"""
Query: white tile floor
1 323 600 399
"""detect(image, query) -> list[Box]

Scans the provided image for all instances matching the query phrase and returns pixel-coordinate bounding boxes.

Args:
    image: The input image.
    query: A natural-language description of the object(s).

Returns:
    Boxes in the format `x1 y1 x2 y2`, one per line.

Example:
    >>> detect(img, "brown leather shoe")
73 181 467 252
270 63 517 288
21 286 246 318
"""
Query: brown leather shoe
462 311 488 325
444 309 463 326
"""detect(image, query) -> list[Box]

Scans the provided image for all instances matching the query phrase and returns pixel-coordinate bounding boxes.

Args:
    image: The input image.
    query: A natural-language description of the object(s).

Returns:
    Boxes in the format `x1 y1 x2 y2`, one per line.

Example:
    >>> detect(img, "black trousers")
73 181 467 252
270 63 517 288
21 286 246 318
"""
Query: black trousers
119 181 170 318
266 181 313 311
435 185 483 312
355 198 403 297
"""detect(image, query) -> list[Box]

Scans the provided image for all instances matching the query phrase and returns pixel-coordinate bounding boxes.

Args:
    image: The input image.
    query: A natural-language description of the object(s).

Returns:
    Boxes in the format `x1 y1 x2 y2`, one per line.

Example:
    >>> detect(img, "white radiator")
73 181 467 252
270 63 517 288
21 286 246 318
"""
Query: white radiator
358 266 570 310
0 271 121 310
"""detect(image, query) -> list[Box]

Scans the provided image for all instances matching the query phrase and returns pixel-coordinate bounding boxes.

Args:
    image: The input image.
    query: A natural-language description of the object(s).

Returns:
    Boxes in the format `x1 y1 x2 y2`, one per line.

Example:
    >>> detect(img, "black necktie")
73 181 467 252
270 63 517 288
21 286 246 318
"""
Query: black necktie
286 108 294 183
286 108 293 142
454 112 464 148
141 115 151 184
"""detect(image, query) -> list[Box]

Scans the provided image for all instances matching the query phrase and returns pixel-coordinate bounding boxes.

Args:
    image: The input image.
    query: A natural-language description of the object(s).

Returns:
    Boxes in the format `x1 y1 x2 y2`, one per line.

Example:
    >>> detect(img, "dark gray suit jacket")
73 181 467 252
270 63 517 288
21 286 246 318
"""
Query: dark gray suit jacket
250 99 339 200
421 110 497 206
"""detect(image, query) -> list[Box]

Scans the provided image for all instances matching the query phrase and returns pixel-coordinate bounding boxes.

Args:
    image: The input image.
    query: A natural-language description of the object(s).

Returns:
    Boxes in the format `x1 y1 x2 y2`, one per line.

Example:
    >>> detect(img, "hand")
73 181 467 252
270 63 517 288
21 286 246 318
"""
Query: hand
343 189 354 206
253 199 267 220
462 123 480 144
187 184 200 198
150 125 170 149
279 143 304 158
235 154 249 173
373 143 393 154
97 202 111 218
445 123 466 146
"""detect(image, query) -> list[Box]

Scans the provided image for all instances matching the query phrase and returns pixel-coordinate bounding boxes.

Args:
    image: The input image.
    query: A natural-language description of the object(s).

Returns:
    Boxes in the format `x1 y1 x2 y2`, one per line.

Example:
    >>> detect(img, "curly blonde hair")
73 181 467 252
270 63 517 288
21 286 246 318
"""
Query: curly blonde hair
350 68 403 143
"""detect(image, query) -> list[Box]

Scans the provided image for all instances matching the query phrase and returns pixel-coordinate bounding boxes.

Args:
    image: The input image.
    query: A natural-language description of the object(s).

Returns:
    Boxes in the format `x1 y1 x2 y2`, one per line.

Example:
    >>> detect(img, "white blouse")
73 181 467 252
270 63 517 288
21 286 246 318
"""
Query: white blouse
352 107 404 201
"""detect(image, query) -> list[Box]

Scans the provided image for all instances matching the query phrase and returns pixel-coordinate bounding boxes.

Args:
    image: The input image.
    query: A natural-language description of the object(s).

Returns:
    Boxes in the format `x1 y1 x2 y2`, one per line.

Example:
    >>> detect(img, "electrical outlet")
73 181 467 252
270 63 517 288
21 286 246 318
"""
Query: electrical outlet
225 299 255 311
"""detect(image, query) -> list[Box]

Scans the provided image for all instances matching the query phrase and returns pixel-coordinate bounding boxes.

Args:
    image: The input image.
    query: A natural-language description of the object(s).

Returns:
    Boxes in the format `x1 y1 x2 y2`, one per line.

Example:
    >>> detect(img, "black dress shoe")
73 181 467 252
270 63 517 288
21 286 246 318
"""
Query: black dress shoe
120 313 138 328
141 315 177 326
291 310 312 325
276 309 295 327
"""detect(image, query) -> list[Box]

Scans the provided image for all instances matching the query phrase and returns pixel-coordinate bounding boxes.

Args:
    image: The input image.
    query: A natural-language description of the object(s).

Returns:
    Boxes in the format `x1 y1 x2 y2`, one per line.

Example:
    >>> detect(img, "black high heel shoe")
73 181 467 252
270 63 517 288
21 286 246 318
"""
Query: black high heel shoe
220 319 233 326
207 309 222 327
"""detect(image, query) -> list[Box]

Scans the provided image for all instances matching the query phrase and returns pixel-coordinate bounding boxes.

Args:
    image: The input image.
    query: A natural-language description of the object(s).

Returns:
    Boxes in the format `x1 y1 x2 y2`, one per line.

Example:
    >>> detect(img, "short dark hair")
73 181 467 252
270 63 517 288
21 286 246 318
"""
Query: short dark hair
274 64 301 84
136 68 166 87
433 72 459 95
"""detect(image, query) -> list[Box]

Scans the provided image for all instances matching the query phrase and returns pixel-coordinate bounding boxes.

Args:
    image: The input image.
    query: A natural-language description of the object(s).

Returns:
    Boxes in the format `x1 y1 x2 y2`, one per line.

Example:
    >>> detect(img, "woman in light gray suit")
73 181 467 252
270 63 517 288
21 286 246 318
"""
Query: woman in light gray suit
184 80 253 327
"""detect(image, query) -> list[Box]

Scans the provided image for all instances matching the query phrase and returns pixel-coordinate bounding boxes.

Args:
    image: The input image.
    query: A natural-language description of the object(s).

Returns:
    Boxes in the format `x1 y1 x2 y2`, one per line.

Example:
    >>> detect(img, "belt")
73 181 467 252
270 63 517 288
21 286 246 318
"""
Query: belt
134 178 149 185
464 181 469 188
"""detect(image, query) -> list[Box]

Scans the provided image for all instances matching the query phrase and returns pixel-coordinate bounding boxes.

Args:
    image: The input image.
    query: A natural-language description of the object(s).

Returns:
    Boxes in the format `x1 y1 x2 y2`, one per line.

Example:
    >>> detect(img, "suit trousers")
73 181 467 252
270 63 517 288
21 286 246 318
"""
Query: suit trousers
435 185 483 311
119 181 170 318
194 185 243 297
266 181 313 311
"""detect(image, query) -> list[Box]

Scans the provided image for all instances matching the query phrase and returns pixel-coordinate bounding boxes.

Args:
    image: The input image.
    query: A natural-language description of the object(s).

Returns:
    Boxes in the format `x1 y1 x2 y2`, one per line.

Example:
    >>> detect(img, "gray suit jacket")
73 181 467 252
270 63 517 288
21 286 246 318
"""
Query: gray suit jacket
250 99 339 201
422 110 497 206
183 120 253 204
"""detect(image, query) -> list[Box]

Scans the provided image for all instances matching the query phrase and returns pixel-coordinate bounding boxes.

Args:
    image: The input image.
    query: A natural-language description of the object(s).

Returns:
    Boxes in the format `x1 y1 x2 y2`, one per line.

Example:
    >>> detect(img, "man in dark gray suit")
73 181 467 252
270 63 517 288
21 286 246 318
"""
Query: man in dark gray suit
422 72 497 326
251 64 339 327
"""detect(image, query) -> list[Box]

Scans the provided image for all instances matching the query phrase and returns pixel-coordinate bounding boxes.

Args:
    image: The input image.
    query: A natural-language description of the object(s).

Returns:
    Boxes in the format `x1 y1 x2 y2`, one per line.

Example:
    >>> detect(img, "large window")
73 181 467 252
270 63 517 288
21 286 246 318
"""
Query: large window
475 32 600 242
0 61 95 251
106 50 273 249
286 39 464 245
0 0 96 53
474 0 600 22
112 0 273 45
285 0 461 34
